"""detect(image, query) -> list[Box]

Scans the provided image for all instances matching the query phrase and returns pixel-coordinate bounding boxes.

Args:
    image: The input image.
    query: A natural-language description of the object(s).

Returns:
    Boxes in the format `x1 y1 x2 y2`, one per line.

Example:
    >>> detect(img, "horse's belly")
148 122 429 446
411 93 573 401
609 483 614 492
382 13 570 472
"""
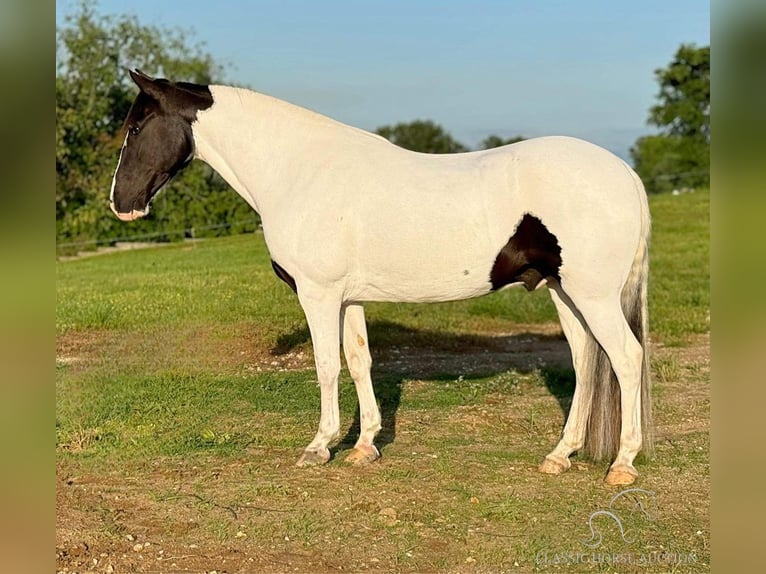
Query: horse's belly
350 274 495 303
348 240 498 303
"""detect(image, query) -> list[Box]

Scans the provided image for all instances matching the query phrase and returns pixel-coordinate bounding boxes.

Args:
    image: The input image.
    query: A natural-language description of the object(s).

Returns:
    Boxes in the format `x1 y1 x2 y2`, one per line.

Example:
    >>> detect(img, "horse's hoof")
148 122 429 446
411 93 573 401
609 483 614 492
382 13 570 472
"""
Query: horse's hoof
604 465 638 486
538 455 570 475
345 444 380 464
296 448 330 466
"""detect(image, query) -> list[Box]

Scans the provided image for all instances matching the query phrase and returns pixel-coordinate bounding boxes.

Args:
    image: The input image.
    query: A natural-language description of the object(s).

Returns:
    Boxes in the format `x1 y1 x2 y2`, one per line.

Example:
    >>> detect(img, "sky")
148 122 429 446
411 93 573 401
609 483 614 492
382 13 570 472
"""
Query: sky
56 0 710 161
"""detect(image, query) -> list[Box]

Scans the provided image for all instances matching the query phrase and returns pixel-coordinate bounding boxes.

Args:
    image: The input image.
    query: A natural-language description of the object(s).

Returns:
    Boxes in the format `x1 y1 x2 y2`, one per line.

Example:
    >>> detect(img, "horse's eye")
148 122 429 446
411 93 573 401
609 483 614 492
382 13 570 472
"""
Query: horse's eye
129 125 140 136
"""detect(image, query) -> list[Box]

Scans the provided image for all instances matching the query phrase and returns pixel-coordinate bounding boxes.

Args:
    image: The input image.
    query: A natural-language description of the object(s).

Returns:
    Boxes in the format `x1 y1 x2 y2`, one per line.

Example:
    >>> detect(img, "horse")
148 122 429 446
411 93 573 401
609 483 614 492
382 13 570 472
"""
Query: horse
109 69 653 486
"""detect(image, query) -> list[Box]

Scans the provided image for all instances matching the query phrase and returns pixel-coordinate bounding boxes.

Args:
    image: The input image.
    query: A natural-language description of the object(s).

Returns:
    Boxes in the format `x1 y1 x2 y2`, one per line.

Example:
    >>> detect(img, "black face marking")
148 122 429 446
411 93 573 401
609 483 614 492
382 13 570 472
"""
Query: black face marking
271 260 297 293
489 214 562 291
111 70 214 215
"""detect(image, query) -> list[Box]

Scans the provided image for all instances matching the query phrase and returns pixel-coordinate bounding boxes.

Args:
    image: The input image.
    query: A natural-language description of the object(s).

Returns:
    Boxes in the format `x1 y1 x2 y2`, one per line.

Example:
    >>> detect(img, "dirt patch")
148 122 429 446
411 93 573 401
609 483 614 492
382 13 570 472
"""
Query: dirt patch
375 325 569 379
652 332 711 439
653 332 710 361
56 324 314 377
55 323 569 384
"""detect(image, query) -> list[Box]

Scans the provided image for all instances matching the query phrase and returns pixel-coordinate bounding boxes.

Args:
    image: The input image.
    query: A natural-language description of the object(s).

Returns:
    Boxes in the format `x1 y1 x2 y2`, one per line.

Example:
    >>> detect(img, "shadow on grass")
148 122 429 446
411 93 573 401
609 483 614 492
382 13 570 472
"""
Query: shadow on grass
272 325 311 356
273 319 576 456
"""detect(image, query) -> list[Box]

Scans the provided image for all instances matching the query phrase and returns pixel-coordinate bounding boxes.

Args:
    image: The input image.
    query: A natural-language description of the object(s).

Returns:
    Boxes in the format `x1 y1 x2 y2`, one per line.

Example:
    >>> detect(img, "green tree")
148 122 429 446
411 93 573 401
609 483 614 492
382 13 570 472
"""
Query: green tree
631 44 709 193
649 44 710 141
480 135 525 149
375 120 467 153
56 1 256 250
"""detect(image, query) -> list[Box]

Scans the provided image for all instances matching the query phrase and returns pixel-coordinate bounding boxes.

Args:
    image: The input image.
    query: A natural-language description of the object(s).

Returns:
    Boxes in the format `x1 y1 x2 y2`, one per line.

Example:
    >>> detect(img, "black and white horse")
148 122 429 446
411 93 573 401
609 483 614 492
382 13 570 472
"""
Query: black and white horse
110 70 652 485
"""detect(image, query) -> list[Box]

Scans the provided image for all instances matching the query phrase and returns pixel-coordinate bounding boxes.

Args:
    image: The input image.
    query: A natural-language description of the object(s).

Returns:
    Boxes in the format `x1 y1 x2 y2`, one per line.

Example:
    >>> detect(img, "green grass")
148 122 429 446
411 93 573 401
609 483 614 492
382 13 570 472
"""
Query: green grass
56 189 710 573
56 190 709 343
56 237 559 345
648 190 710 344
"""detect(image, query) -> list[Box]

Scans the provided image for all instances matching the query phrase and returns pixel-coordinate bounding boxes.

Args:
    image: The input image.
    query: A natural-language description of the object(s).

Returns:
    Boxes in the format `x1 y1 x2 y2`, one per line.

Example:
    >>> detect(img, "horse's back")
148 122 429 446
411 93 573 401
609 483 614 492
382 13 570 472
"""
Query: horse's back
339 136 644 303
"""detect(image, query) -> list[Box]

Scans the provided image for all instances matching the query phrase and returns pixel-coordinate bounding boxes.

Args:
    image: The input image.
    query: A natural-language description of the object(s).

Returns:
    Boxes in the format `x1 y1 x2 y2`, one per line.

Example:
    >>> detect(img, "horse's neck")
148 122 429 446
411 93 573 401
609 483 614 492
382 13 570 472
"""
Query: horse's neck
191 85 350 216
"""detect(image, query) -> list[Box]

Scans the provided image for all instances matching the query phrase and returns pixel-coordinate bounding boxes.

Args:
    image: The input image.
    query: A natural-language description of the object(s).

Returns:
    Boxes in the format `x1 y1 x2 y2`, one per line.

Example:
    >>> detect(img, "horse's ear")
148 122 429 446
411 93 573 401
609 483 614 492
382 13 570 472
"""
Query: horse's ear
129 69 166 102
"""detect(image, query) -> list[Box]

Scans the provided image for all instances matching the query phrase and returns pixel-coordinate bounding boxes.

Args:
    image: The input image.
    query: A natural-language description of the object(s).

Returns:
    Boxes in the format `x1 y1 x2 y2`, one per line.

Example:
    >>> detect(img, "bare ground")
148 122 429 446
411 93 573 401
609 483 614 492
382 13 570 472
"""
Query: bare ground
56 329 710 574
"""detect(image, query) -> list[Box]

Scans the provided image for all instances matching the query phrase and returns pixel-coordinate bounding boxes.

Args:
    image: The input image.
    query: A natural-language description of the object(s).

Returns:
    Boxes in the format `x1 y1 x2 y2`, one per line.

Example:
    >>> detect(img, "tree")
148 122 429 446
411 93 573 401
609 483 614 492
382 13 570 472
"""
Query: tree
375 120 467 153
56 1 256 250
630 135 689 194
631 44 709 193
649 44 710 141
480 135 525 149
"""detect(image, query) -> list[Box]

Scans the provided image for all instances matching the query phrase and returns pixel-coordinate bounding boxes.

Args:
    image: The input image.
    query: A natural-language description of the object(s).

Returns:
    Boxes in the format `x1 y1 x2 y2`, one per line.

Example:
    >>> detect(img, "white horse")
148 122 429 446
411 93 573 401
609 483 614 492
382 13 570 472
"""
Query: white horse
110 70 653 486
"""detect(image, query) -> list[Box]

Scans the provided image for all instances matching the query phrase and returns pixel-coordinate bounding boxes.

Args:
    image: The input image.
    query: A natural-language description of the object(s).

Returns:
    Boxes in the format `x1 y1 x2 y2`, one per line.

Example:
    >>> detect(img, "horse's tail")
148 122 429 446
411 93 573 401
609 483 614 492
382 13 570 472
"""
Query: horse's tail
582 168 653 461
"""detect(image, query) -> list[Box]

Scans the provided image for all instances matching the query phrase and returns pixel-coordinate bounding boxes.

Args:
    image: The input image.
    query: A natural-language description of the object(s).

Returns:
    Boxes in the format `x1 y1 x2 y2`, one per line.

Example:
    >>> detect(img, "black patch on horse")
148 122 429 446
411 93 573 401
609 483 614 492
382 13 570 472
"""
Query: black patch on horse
271 260 297 293
490 214 562 291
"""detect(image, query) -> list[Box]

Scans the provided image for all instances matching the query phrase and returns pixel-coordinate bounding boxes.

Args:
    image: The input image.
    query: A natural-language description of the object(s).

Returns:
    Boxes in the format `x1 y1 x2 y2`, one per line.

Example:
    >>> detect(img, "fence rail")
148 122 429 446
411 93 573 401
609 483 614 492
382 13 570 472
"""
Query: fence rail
56 218 260 250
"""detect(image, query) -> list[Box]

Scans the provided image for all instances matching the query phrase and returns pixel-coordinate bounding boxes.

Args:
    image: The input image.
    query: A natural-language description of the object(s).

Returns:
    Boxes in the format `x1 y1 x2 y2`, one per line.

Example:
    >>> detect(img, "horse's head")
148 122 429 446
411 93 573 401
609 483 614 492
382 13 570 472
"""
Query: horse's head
109 69 213 221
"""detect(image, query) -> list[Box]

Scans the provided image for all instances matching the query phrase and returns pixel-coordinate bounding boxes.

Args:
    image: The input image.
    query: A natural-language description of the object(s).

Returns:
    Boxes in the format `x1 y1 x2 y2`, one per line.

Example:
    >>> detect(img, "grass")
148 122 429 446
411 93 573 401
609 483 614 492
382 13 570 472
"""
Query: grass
647 190 710 344
56 190 710 573
56 189 709 343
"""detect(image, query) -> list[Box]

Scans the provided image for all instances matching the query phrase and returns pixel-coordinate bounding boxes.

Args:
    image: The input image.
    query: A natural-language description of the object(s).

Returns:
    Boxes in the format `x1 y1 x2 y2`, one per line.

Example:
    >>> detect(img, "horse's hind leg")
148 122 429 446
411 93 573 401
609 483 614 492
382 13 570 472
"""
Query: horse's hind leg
539 281 594 475
341 304 381 464
296 286 343 466
572 294 644 486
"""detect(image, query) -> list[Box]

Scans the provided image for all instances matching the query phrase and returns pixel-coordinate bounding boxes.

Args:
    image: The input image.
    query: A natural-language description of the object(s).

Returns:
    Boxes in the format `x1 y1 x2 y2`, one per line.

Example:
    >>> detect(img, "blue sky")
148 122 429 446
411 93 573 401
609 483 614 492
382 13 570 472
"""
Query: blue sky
57 0 709 161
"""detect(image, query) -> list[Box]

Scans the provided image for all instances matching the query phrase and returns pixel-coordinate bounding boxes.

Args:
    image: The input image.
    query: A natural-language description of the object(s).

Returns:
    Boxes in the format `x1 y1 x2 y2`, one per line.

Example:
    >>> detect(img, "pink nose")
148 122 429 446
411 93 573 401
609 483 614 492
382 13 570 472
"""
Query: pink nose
109 201 148 221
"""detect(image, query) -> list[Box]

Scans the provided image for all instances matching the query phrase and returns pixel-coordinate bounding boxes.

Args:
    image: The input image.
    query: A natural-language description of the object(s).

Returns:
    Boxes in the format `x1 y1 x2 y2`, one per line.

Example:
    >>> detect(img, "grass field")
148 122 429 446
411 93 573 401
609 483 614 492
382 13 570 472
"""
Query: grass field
56 190 709 573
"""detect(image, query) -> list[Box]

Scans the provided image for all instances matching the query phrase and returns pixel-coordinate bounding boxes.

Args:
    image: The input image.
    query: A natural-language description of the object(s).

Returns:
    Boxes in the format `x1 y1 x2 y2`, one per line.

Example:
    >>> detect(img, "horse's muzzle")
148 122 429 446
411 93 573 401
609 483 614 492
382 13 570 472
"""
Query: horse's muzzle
109 201 148 222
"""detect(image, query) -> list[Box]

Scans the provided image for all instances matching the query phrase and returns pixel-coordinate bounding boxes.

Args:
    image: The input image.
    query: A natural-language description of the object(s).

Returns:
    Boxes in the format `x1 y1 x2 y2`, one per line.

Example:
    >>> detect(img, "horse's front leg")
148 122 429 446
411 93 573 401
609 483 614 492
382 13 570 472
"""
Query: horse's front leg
296 286 343 466
341 303 381 464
